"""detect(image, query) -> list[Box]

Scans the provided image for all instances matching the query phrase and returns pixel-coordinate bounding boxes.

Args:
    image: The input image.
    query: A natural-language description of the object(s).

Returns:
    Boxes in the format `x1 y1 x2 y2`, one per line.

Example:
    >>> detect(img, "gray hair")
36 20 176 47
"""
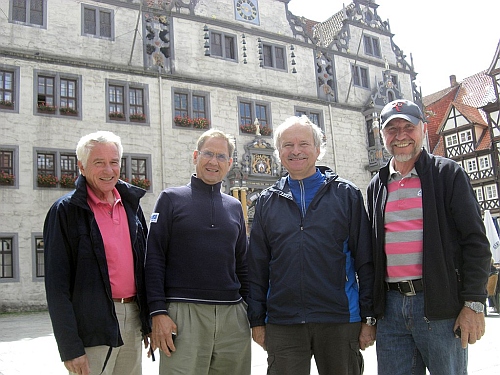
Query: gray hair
196 129 235 157
273 115 326 161
76 131 123 168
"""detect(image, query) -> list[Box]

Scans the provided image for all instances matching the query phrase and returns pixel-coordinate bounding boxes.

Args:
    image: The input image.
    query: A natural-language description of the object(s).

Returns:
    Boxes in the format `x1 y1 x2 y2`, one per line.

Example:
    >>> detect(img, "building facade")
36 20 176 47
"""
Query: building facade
423 40 500 220
0 0 419 311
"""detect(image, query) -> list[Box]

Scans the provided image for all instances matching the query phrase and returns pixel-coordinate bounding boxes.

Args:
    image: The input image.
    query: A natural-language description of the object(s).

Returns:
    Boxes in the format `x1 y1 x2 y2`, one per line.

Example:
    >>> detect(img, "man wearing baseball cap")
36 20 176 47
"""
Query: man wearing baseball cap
366 99 491 374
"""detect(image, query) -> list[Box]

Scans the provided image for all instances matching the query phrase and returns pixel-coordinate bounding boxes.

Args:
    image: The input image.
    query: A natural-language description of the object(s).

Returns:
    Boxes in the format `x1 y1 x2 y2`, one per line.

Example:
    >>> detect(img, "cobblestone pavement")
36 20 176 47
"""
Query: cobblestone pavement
0 310 498 374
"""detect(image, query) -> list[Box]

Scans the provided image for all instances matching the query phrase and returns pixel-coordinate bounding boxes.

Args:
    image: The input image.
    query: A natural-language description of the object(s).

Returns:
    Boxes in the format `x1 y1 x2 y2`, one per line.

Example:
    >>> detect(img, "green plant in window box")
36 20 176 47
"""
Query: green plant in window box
260 125 273 136
0 171 15 185
0 100 14 108
109 111 125 119
60 107 78 115
37 174 58 187
192 117 210 129
174 116 192 127
38 103 57 113
59 174 77 188
240 123 256 134
131 177 151 190
130 113 146 121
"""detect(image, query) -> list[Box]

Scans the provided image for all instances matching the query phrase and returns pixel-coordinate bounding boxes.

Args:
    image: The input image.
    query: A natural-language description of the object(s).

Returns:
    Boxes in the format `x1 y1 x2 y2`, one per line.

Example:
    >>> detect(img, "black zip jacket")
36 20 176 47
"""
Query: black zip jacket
367 149 491 320
247 167 374 327
43 175 149 362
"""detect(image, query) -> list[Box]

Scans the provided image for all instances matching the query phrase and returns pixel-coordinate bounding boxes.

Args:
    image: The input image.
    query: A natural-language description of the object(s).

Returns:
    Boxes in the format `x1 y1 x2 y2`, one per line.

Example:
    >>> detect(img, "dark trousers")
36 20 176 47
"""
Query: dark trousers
266 322 363 375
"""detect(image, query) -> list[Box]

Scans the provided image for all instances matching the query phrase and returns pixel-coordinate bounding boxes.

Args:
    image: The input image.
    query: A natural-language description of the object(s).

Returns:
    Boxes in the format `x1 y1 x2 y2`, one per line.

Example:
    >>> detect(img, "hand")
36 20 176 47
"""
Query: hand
359 323 376 350
252 325 267 351
454 306 485 348
151 314 178 357
64 354 90 375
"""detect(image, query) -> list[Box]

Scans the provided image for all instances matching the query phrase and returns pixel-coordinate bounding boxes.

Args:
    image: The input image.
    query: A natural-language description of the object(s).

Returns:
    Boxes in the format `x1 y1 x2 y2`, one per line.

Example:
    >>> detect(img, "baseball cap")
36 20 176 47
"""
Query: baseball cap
380 99 426 129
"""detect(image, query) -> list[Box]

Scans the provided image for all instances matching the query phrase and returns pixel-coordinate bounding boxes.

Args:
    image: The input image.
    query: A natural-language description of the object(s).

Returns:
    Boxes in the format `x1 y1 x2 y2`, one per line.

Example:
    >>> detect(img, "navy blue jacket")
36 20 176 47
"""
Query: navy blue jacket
367 149 491 319
145 175 248 317
43 176 149 361
247 167 374 327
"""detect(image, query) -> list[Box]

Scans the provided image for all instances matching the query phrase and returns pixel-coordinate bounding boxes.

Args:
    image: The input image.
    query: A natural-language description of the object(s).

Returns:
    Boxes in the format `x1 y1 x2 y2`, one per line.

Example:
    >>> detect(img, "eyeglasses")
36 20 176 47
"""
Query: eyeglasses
197 150 230 163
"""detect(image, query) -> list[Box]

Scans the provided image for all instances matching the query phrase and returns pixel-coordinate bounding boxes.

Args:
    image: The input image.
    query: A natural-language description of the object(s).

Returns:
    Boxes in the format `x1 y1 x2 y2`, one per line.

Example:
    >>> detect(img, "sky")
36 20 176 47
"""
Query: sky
287 0 499 96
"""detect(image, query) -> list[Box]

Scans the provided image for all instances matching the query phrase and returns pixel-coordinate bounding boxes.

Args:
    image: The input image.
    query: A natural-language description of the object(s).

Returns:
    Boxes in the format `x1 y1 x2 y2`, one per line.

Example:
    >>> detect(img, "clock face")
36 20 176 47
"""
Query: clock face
235 0 259 24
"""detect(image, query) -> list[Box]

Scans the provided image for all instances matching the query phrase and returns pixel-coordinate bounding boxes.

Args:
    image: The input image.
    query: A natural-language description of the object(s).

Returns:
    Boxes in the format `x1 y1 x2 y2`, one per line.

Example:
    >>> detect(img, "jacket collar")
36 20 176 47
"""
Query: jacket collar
70 175 145 210
271 166 338 194
190 174 222 194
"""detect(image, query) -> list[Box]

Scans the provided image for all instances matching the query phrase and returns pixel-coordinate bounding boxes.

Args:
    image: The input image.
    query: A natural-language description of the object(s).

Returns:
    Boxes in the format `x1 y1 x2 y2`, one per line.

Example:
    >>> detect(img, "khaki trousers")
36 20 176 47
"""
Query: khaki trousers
70 301 142 375
159 302 251 375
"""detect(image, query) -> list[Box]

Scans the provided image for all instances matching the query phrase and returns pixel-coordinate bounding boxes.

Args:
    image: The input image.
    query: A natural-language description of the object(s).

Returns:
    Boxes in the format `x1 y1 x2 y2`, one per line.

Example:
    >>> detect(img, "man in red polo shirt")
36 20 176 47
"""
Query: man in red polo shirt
44 131 150 375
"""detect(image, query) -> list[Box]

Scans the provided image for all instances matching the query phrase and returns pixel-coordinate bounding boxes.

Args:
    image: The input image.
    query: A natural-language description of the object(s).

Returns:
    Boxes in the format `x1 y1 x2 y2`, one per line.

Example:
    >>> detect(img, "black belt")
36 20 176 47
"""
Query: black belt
386 279 423 296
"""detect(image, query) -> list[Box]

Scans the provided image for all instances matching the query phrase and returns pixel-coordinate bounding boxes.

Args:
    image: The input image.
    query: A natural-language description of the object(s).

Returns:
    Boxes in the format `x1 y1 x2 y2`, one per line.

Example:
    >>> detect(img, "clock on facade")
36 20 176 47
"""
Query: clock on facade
234 0 260 25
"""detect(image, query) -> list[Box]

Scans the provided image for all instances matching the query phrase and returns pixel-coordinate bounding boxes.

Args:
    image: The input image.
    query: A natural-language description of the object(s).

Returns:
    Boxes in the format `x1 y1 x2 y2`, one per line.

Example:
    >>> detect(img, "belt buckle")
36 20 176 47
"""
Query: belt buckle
399 280 416 296
120 298 127 303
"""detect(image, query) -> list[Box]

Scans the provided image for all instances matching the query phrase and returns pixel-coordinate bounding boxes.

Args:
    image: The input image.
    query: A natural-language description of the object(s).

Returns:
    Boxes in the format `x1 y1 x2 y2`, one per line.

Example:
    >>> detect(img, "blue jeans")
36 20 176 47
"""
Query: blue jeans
376 290 467 375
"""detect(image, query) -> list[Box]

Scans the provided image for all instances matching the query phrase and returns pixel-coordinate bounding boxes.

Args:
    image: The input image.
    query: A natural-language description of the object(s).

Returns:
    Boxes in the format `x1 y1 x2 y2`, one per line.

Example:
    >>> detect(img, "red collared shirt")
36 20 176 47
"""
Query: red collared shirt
87 186 136 299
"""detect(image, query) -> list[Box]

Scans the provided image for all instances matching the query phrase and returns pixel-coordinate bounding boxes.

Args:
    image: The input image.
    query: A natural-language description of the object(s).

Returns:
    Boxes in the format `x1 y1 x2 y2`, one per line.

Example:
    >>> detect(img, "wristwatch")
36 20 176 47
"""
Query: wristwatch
363 317 377 326
464 301 484 314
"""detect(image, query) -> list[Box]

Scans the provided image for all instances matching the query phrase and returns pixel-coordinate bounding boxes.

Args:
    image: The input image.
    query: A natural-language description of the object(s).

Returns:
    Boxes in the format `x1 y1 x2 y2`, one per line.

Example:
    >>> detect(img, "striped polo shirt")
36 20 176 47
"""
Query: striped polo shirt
384 163 423 282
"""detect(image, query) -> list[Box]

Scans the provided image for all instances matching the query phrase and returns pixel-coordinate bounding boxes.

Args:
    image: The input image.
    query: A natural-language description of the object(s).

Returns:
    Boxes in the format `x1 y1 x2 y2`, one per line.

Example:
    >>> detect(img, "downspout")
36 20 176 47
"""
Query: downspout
158 67 166 189
328 103 338 173
128 2 143 66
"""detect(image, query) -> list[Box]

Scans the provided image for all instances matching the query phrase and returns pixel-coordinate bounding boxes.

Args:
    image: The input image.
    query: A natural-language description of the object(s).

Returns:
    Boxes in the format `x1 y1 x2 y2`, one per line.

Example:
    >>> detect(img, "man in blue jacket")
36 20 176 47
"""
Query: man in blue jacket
145 129 250 375
44 131 150 375
366 99 491 374
247 116 375 375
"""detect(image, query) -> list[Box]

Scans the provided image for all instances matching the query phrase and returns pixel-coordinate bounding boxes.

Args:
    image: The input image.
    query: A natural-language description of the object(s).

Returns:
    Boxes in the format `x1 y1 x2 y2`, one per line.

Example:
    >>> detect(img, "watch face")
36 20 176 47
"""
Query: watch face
235 0 259 24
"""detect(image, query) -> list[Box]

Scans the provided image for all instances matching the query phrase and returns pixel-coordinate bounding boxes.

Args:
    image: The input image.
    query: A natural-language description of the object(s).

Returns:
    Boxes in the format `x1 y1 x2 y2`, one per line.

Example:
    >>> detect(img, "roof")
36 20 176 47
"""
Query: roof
423 70 495 155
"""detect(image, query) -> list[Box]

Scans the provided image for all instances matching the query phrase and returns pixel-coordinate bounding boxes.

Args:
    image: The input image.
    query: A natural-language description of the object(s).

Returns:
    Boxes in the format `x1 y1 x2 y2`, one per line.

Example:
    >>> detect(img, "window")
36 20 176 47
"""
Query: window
238 98 272 136
120 154 151 190
0 236 15 279
210 31 236 60
172 89 210 130
10 0 46 27
0 147 18 187
262 44 286 70
35 71 81 117
295 108 323 130
459 130 472 143
445 134 458 147
34 236 44 278
363 35 381 58
107 81 149 123
474 187 483 202
479 155 491 170
82 5 113 39
0 67 18 111
35 149 78 188
485 184 498 200
352 65 369 88
465 159 478 173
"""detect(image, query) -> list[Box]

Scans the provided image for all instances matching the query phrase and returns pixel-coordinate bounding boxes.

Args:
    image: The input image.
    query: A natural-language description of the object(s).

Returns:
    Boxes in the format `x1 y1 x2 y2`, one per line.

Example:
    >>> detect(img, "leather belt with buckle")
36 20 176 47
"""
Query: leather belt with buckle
386 279 423 296
112 296 136 303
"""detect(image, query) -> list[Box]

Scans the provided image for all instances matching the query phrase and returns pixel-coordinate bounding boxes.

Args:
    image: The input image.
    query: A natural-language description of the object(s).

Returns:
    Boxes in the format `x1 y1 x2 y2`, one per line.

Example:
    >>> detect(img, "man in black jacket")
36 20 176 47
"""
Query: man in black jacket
44 131 150 375
367 99 491 374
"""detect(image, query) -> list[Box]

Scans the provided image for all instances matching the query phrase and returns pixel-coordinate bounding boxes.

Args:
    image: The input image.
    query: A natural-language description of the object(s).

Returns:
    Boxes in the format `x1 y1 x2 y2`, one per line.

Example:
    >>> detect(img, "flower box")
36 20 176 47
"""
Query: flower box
192 117 210 129
38 104 57 113
174 116 192 127
130 113 146 122
240 123 257 134
60 107 78 116
59 174 77 188
131 177 151 190
0 100 14 110
0 171 15 185
37 174 58 187
260 125 273 136
109 112 125 120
